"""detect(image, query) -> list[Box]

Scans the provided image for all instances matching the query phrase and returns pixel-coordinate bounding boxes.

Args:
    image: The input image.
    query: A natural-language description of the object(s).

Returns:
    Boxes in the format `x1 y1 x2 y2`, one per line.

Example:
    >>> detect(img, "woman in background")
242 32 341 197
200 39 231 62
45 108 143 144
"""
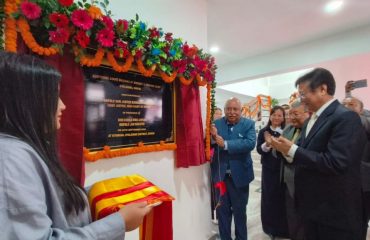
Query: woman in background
0 51 151 239
256 106 289 239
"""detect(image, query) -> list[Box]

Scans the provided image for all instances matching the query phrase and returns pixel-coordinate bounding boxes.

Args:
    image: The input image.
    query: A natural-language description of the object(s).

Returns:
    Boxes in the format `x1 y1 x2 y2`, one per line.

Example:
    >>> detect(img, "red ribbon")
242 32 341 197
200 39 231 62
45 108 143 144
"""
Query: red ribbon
214 181 226 196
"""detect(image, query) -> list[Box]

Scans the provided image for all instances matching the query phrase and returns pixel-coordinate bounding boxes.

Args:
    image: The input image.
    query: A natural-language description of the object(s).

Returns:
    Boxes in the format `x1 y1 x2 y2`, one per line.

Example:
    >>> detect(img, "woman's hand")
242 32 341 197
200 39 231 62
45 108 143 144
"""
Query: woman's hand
264 131 272 147
119 202 153 231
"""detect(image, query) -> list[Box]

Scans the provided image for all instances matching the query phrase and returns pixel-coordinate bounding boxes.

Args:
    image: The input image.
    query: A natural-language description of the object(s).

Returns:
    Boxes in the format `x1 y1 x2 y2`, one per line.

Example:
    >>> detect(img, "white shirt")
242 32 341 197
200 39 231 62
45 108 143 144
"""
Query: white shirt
286 98 336 162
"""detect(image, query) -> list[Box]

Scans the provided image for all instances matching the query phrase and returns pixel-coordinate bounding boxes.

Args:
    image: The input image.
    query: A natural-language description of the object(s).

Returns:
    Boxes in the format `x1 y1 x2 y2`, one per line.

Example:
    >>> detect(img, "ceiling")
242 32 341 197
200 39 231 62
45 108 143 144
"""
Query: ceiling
207 0 370 66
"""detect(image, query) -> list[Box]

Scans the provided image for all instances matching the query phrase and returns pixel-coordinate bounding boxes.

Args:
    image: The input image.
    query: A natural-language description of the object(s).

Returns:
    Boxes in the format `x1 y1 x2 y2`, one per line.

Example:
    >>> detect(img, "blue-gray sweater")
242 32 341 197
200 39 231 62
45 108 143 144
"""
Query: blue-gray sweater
0 133 125 240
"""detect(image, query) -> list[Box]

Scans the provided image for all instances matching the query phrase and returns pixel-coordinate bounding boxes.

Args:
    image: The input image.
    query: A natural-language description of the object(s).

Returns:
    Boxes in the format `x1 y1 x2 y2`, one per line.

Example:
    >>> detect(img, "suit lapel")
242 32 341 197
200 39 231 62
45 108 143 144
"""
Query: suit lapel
302 100 339 146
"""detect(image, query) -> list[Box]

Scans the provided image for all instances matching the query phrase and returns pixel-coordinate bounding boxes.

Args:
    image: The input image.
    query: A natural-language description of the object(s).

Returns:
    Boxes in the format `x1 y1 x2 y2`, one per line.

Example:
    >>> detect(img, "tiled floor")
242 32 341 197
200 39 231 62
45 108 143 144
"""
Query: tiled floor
209 151 370 240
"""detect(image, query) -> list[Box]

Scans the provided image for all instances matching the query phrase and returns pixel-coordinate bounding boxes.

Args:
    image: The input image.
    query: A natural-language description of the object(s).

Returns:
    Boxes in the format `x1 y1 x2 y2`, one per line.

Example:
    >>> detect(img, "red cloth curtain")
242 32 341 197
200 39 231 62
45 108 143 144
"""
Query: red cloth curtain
175 82 206 168
17 41 85 184
46 50 85 184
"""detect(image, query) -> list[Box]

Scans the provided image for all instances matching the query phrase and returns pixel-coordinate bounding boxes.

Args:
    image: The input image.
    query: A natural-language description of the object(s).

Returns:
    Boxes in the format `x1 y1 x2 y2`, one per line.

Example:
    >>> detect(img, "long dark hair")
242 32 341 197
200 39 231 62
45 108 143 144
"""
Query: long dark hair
0 51 86 214
266 106 286 129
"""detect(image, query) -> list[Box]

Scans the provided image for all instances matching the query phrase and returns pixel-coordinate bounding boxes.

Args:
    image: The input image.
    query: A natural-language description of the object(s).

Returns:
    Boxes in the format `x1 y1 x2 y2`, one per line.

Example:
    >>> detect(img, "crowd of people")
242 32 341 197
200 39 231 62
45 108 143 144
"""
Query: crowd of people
211 68 370 240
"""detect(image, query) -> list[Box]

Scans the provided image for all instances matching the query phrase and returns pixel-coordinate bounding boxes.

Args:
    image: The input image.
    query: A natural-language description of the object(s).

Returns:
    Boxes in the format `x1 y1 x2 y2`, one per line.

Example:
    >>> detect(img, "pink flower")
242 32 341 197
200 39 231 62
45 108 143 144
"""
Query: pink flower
75 30 90 48
116 19 129 33
58 0 73 7
49 13 69 28
20 2 42 20
102 16 114 29
96 29 115 47
71 9 93 30
49 28 70 44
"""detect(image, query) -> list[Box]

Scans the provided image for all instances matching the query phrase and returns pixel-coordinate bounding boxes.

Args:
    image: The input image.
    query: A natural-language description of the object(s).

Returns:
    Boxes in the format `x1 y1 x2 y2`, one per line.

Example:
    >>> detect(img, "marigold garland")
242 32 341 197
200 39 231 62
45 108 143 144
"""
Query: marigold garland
76 47 105 67
196 74 207 86
107 51 134 72
17 18 59 56
136 58 156 77
87 5 103 20
205 83 211 161
178 75 194 85
4 0 18 52
159 70 178 83
83 142 177 162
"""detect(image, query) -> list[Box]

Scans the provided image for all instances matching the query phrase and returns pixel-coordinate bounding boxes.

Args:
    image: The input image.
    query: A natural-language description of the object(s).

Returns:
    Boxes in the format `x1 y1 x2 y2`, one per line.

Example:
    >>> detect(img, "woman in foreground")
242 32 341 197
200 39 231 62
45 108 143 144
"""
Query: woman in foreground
0 51 151 239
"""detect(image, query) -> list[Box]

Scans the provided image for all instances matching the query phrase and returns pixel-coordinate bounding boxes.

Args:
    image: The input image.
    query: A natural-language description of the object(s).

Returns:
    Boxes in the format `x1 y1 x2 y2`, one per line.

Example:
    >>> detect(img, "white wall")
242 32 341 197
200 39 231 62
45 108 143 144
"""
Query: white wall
84 1 213 240
216 23 370 109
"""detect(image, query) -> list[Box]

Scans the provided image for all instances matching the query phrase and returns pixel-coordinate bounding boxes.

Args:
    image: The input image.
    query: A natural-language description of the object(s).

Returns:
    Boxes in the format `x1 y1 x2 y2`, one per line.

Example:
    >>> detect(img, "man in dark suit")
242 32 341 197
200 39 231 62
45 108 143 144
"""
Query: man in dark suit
271 68 367 240
211 97 256 240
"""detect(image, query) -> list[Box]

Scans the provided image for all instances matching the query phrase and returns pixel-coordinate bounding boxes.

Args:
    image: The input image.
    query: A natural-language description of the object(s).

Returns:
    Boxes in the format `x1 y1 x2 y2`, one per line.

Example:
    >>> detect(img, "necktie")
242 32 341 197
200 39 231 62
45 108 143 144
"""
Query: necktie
291 129 301 143
305 113 318 137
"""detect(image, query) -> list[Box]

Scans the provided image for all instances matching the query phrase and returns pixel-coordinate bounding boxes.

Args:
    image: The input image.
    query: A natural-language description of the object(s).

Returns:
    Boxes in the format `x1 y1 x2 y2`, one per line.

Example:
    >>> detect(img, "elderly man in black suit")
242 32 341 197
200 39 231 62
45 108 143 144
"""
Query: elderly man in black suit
271 68 367 240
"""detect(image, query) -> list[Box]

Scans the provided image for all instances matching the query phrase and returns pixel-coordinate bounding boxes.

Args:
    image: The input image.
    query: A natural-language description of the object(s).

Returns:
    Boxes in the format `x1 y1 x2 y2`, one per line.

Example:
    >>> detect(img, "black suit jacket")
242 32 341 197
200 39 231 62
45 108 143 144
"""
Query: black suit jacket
293 100 366 232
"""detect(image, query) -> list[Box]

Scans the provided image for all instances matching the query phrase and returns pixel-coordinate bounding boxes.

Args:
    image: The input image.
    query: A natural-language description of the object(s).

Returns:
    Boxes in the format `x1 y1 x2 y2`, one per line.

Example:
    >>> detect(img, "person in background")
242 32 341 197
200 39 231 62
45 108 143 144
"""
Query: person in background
342 96 370 239
0 51 152 239
213 107 223 120
281 100 309 240
281 104 291 126
271 68 366 240
345 80 370 117
210 97 256 240
256 106 289 240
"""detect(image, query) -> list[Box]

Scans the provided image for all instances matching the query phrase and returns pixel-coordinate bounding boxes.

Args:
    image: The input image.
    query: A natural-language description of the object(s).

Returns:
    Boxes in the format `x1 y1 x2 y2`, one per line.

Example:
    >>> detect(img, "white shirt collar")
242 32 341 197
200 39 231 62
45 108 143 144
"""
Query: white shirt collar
315 98 336 117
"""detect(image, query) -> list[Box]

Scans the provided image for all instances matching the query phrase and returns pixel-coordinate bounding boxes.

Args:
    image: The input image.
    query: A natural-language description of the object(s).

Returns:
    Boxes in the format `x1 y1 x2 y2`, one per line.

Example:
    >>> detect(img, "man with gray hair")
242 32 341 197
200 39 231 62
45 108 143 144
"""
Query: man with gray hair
282 100 309 240
211 97 256 240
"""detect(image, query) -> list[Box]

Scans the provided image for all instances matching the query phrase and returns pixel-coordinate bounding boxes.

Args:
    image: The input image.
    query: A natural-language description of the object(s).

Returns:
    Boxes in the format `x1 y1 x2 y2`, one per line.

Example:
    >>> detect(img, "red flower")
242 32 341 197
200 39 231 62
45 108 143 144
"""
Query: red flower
71 9 93 30
135 50 143 59
49 13 69 28
165 33 173 42
116 19 129 33
96 29 115 47
75 30 90 48
149 27 160 38
49 28 70 44
58 0 73 7
20 2 42 20
172 59 186 74
114 40 129 58
102 16 114 29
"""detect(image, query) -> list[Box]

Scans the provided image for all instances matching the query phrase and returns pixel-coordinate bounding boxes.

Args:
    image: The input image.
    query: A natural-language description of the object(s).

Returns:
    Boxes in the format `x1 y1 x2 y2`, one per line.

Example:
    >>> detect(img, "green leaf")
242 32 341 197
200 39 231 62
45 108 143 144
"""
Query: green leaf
44 21 51 29
83 0 87 3
104 0 109 6
99 2 106 9
135 14 139 21
78 1 83 8
84 3 91 8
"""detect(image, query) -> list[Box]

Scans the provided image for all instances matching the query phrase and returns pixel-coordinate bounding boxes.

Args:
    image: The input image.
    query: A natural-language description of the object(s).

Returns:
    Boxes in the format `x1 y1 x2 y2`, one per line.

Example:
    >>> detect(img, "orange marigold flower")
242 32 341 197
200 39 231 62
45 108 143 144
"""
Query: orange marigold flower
88 6 103 20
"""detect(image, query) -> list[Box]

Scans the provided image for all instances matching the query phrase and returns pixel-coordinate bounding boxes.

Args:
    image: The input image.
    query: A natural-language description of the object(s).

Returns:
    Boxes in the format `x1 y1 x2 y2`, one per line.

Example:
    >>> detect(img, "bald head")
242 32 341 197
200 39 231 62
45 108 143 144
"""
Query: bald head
342 97 363 115
224 97 242 124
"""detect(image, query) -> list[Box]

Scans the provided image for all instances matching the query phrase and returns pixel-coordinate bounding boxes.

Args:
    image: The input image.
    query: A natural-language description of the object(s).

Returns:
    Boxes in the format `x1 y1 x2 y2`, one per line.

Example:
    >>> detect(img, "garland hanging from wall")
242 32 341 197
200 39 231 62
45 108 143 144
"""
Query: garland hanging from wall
3 0 217 161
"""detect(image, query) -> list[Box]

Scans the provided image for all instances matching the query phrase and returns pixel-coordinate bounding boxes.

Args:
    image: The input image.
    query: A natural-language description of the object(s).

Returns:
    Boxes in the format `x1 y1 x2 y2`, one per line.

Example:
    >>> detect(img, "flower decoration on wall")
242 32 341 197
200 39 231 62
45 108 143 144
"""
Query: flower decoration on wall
4 0 217 85
3 0 217 160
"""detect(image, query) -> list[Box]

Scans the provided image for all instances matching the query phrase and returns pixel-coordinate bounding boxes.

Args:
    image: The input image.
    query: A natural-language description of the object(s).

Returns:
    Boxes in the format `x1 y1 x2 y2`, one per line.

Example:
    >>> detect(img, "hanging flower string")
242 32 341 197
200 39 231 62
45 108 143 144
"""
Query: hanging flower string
136 58 156 77
4 0 17 52
107 51 134 72
205 83 212 161
83 142 177 162
160 70 178 83
17 18 59 56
